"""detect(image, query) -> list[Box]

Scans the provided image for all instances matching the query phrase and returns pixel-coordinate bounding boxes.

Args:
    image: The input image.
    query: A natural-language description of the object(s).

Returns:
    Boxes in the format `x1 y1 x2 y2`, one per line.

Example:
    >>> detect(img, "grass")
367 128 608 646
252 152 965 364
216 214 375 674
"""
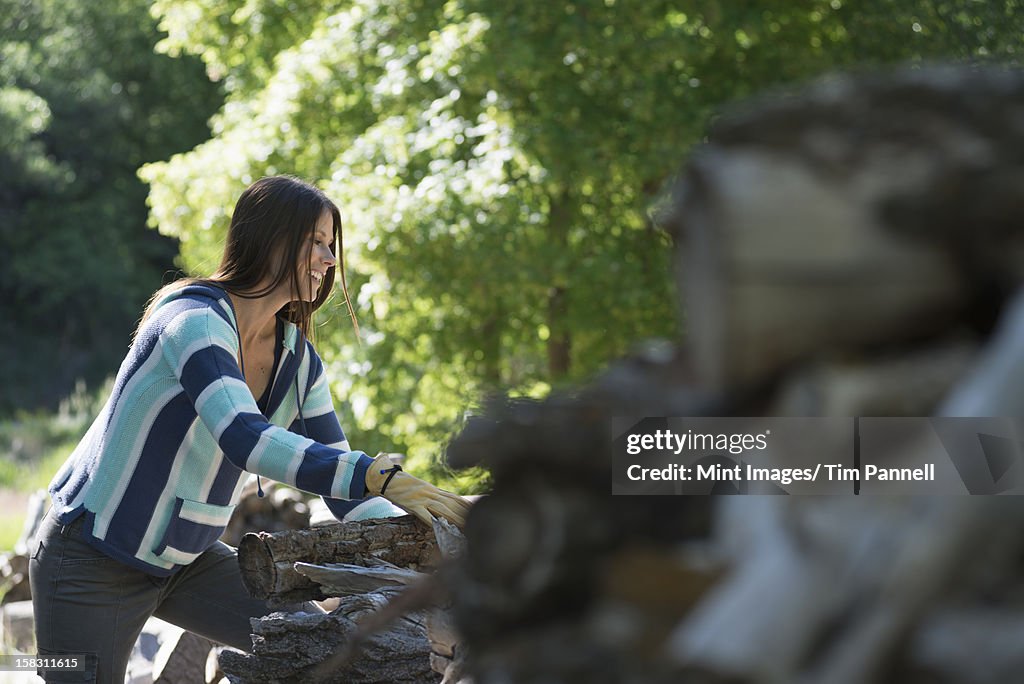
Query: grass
0 442 75 493
0 381 107 553
0 513 27 553
0 442 78 553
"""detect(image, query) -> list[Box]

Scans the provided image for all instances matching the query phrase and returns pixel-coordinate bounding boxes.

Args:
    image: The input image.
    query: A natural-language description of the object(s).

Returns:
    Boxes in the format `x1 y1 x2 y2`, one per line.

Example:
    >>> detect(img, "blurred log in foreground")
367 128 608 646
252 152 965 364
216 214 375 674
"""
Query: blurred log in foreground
442 65 1024 684
665 65 1024 397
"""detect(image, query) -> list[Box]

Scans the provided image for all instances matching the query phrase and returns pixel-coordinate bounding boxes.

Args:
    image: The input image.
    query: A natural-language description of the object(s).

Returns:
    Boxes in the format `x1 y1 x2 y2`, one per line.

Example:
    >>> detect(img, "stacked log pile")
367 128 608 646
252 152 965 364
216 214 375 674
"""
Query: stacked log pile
437 65 1024 683
222 517 454 683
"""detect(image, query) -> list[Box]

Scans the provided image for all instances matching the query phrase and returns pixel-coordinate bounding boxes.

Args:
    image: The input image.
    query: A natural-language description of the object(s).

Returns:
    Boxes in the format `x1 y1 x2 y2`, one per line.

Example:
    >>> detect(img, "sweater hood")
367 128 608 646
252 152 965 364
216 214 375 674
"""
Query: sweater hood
155 282 301 354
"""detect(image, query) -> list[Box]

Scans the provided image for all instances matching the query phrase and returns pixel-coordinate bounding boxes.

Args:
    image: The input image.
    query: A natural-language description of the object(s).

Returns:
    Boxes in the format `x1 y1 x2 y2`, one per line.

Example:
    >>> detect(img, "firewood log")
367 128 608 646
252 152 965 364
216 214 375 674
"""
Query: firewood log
237 517 438 603
293 559 424 595
218 589 438 684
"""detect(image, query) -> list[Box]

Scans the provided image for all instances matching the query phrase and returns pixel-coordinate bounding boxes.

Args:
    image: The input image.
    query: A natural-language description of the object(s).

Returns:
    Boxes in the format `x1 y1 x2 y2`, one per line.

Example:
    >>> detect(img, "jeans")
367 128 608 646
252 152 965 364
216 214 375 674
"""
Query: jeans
29 507 321 683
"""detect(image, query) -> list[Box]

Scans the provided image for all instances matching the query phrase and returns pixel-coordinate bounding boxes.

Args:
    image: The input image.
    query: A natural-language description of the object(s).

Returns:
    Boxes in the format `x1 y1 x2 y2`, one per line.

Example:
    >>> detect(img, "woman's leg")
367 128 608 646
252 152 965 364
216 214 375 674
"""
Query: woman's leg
152 541 323 652
29 509 161 684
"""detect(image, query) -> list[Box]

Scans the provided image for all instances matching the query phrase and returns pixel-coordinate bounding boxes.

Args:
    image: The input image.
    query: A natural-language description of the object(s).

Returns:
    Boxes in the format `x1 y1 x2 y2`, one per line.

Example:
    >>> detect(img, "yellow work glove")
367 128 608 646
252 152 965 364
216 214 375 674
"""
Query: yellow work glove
365 453 472 528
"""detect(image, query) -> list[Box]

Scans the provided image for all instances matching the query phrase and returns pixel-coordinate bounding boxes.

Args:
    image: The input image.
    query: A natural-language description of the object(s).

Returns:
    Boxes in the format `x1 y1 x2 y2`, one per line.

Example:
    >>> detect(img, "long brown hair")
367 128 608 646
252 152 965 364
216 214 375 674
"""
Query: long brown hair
139 175 358 341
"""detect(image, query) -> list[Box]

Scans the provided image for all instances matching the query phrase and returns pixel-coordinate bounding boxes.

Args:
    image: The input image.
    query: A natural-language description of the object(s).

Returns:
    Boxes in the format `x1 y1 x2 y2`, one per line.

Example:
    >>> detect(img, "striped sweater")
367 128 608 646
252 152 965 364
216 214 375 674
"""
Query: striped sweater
48 283 402 576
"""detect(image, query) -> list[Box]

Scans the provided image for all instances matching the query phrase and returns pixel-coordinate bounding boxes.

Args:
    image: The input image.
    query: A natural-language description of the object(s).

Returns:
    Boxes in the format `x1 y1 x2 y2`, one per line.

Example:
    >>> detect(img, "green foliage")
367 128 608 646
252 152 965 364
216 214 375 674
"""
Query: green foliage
142 0 1023 486
0 513 27 555
0 443 77 494
0 0 223 412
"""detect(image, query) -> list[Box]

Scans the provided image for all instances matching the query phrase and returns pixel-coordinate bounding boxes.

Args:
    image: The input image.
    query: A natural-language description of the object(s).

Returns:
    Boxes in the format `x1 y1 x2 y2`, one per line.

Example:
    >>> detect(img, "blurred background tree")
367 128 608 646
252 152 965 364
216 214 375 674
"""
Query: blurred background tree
140 0 1023 485
0 0 221 411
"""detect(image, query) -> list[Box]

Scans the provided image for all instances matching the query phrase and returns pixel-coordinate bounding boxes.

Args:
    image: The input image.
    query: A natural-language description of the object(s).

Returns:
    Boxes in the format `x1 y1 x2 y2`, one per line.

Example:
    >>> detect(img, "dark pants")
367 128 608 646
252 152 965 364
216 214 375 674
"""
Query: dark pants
29 508 321 683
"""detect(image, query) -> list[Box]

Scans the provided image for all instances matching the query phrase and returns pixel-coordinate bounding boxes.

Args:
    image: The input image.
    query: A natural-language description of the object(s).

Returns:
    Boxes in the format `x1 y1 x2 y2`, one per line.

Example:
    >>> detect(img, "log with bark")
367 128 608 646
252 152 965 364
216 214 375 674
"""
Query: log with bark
237 516 438 604
219 589 439 684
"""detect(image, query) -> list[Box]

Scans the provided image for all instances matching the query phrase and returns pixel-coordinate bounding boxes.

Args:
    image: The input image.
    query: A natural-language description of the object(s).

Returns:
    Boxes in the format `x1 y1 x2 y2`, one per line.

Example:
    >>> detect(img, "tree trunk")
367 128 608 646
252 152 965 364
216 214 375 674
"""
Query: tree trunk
480 310 503 388
546 285 570 379
546 192 572 380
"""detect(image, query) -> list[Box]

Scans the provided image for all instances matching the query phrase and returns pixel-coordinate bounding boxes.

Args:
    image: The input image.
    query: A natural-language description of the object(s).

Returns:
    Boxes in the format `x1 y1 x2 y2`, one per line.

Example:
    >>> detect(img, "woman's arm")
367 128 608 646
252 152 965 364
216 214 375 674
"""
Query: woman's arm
294 344 406 521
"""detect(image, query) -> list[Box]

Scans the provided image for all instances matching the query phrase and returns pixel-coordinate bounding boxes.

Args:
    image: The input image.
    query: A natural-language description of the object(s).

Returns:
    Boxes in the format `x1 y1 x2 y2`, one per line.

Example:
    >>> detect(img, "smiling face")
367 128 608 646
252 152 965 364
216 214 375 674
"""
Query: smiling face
295 209 337 303
200 175 354 341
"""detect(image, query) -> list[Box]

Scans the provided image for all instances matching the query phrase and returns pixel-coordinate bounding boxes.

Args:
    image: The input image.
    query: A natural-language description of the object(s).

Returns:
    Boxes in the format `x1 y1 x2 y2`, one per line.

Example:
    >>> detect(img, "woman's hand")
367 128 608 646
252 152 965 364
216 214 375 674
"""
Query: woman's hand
365 453 472 527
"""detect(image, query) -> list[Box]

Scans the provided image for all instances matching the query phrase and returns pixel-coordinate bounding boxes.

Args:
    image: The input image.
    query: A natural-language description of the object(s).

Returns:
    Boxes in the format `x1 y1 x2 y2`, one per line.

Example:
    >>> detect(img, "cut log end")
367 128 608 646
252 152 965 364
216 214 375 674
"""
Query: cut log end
238 532 277 600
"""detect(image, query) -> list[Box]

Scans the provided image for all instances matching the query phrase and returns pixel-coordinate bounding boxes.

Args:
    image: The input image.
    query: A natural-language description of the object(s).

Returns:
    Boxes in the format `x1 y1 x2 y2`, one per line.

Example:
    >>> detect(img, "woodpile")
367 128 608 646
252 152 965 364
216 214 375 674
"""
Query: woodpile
444 363 716 684
223 516 459 683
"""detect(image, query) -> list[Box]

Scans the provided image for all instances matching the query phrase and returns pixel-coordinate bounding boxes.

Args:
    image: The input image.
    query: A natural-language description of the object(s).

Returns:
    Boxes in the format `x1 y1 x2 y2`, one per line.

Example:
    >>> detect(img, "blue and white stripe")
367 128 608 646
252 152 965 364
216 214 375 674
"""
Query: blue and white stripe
48 283 399 576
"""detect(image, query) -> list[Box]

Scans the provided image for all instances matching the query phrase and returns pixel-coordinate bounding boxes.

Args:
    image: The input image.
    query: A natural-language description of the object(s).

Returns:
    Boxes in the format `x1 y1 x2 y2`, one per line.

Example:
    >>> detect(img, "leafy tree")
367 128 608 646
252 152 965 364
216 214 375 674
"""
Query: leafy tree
142 0 1023 486
0 0 221 412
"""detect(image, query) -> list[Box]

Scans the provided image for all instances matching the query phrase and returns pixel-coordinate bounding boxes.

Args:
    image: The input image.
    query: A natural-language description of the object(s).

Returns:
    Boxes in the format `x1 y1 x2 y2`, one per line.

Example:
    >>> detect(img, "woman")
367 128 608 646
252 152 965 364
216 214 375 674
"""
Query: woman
29 175 470 683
